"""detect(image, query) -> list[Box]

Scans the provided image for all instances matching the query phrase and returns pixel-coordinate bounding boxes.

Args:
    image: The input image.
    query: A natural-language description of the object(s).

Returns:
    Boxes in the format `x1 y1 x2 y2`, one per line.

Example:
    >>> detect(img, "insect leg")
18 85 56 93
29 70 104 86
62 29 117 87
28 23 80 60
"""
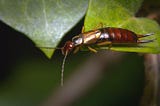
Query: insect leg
97 41 112 50
73 47 80 54
94 23 103 29
97 41 112 46
81 26 85 33
88 46 97 53
82 23 104 33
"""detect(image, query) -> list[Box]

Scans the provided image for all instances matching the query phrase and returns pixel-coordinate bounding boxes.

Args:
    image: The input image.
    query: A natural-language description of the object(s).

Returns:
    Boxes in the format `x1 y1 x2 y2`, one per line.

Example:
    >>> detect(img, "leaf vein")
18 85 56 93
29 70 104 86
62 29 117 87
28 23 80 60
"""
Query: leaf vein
42 0 50 36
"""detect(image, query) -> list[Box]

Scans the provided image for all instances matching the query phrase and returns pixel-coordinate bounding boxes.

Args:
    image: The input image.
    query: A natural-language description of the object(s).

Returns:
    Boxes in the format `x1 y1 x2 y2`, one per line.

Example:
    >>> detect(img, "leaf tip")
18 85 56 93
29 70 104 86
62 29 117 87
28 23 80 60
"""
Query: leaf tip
40 48 55 59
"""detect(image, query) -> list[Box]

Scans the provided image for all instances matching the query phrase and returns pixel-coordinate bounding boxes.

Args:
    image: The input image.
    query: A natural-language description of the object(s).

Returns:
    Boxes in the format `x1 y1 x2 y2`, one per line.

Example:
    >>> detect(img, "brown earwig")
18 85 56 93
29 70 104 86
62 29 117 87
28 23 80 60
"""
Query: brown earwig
41 27 154 86
61 27 154 55
59 27 154 86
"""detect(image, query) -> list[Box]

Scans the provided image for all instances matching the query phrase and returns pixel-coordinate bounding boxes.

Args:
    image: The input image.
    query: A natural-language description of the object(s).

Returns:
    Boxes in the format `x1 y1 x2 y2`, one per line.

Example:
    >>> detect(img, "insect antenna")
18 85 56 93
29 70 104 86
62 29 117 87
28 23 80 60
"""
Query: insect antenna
61 51 68 87
37 45 69 86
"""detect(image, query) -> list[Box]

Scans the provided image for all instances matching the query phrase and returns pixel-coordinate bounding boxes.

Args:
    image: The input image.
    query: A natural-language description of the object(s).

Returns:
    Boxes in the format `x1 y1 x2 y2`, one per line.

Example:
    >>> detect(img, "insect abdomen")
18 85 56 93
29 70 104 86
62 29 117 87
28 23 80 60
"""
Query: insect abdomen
101 28 138 43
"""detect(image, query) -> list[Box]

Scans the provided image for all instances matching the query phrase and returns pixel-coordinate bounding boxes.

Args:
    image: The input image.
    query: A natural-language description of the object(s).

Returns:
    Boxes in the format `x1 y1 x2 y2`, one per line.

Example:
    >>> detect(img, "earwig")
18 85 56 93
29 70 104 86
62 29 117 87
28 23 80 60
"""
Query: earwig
59 27 154 86
61 27 154 55
41 27 154 86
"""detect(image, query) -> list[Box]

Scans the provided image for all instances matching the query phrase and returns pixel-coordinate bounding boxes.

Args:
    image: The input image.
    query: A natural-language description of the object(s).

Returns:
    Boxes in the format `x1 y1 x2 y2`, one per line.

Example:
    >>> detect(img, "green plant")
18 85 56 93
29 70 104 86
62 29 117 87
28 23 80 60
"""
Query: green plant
0 0 160 58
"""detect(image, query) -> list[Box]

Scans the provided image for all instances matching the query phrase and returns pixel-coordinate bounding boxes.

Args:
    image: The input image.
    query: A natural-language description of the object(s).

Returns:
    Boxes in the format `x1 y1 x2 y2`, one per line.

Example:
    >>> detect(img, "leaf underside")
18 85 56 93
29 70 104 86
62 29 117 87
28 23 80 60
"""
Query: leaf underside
84 0 160 53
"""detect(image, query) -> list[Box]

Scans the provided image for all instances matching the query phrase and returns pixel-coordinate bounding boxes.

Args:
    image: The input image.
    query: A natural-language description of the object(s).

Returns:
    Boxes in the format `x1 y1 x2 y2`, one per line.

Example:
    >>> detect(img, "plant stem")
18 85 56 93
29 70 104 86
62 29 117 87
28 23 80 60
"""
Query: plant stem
139 54 160 106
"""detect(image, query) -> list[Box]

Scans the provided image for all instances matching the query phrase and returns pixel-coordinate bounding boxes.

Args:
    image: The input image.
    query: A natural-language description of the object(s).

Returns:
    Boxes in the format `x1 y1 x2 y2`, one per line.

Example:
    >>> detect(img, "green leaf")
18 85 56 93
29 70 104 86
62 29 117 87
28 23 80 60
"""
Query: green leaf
84 0 160 53
0 0 88 58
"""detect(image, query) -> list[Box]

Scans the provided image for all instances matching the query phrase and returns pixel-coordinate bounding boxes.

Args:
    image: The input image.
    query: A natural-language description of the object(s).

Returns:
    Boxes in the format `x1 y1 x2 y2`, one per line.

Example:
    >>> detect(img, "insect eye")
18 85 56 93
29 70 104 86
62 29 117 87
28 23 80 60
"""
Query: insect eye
69 44 73 48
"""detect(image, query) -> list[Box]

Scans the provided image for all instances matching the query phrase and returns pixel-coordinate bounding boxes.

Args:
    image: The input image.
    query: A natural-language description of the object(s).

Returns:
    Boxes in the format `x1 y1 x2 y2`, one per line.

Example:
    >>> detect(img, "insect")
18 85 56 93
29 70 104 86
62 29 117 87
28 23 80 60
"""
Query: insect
40 27 154 86
61 27 154 55
59 27 154 86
